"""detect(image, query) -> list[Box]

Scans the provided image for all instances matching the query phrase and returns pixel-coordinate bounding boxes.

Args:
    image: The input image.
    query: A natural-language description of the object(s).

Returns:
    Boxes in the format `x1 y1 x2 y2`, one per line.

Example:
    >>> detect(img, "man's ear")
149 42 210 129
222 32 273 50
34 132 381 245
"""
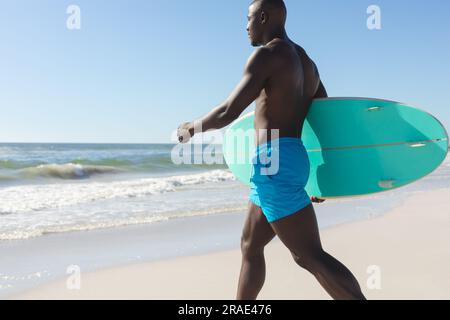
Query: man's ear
260 11 268 24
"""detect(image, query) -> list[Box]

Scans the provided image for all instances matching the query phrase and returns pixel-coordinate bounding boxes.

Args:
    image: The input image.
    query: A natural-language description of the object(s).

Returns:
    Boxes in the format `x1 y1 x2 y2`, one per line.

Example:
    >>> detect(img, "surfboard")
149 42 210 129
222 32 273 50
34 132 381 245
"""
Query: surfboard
222 98 449 198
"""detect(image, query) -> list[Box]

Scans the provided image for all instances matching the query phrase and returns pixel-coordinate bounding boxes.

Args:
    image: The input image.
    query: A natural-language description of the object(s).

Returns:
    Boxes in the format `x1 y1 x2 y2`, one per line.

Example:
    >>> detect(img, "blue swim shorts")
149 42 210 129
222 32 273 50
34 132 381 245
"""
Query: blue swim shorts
249 137 312 223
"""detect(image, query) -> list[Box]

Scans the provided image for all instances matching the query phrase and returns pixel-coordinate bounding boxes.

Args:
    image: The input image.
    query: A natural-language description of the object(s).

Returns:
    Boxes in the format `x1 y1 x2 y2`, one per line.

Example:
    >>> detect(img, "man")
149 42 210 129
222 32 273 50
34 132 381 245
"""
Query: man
177 0 366 300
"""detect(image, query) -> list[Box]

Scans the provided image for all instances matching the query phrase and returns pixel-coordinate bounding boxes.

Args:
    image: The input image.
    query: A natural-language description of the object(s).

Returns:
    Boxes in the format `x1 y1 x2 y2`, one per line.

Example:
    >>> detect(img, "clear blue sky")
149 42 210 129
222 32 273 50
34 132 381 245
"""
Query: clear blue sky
1 0 449 143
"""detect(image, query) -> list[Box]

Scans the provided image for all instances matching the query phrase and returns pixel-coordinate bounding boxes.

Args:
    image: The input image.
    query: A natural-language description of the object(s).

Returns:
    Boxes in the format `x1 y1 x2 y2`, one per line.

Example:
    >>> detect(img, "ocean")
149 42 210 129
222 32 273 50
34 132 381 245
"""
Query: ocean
0 143 247 240
0 143 449 241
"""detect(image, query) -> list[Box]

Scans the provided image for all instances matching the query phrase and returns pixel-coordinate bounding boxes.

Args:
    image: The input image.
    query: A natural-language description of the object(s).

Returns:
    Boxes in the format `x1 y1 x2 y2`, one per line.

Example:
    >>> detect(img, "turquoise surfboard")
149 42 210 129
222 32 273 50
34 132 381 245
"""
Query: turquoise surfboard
222 98 449 198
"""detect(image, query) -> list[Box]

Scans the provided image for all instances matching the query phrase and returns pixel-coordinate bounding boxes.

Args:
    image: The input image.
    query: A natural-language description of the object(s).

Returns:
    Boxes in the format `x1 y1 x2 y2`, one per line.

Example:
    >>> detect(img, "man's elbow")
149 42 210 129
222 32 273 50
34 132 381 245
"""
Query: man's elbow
221 103 242 125
217 112 236 128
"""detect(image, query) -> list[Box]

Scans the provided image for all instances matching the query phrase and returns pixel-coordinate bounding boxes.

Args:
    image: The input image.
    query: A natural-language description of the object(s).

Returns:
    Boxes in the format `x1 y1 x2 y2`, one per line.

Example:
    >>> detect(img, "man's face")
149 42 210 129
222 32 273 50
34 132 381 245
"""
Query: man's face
247 4 263 47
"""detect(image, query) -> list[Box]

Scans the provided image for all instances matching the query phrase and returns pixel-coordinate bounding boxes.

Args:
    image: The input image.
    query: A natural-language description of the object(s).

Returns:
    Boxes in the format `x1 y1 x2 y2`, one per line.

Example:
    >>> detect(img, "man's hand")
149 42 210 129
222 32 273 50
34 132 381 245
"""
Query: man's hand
311 196 326 204
177 122 194 144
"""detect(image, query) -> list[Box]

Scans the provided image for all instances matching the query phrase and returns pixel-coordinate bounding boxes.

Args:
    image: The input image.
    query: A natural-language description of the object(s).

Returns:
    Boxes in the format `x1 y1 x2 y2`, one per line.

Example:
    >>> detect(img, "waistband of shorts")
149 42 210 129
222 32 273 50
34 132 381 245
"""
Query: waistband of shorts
256 137 304 150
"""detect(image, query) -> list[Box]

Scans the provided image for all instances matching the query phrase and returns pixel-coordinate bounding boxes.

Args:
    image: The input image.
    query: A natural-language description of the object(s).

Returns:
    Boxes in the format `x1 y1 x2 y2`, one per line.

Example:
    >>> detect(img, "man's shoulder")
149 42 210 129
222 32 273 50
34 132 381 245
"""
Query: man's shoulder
246 46 274 71
267 38 301 52
266 39 308 62
246 40 308 72
248 42 288 66
249 46 273 60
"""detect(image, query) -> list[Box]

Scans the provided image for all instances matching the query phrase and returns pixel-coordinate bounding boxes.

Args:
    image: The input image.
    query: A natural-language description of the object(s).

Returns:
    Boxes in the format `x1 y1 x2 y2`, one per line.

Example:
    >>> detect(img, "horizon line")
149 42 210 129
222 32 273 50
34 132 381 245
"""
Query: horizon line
0 141 224 145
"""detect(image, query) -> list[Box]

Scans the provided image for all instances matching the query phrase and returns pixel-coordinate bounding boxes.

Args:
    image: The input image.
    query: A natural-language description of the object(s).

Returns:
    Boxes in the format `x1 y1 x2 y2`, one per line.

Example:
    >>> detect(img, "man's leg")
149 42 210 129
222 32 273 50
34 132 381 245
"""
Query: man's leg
237 201 276 300
270 204 366 300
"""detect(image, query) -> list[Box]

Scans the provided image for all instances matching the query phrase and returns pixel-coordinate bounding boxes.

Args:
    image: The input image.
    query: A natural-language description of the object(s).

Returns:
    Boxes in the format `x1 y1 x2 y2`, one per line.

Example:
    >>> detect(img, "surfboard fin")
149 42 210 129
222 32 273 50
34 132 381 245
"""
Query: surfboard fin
409 143 427 148
378 180 396 189
367 106 384 112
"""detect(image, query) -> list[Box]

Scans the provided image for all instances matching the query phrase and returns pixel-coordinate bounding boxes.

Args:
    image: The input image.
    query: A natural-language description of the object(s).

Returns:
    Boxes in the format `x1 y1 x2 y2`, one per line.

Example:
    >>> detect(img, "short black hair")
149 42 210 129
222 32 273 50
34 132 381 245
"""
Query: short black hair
250 0 286 12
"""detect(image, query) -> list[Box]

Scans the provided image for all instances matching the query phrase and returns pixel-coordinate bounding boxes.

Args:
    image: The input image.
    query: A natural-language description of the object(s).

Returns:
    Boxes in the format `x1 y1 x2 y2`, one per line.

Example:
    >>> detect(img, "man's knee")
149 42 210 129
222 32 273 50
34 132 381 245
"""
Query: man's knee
241 236 265 259
291 249 325 271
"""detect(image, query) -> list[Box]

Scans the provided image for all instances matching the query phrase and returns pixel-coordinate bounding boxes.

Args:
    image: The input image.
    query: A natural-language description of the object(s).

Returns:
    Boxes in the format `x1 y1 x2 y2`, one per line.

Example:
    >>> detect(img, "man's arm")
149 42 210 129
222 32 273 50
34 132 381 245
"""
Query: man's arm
178 48 271 142
311 79 327 204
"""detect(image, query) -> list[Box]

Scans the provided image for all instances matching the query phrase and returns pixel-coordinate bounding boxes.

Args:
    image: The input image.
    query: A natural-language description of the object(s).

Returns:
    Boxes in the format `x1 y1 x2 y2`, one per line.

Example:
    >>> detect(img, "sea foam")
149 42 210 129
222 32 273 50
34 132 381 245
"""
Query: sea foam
0 170 235 215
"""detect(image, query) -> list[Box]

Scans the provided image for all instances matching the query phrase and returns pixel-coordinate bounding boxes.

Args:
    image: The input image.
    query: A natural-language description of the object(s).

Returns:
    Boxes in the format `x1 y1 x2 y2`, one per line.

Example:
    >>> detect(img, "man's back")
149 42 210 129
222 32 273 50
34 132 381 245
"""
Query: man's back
254 39 322 143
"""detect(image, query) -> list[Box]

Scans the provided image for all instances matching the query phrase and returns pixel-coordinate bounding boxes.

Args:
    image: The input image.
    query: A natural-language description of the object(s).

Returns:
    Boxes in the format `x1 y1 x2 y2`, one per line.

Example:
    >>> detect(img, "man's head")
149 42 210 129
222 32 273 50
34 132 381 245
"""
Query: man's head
247 0 287 47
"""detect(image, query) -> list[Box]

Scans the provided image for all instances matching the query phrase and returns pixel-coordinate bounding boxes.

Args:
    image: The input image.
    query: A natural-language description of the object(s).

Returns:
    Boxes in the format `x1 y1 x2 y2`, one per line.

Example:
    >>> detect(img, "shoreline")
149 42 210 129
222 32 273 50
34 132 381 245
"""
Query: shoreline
0 211 247 298
11 187 450 300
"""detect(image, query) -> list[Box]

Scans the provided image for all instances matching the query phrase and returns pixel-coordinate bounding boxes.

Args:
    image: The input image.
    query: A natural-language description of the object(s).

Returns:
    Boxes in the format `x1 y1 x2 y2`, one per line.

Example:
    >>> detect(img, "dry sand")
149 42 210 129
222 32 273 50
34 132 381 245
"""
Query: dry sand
14 188 450 300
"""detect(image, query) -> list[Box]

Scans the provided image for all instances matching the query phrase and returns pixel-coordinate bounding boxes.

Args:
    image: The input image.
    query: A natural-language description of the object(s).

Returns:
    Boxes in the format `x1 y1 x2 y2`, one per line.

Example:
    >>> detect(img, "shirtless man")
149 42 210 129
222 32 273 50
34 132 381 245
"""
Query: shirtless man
177 0 366 300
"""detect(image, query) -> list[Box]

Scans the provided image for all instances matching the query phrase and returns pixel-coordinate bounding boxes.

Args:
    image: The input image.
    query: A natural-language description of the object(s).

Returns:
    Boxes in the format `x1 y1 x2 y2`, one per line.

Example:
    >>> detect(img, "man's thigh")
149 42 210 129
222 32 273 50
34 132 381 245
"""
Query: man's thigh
269 204 323 256
241 202 276 250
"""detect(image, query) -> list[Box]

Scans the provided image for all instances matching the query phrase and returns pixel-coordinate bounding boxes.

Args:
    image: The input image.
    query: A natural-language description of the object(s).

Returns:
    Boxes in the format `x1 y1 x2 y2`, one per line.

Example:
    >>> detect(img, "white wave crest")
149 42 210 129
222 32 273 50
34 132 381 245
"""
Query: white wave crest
19 163 122 179
0 170 235 215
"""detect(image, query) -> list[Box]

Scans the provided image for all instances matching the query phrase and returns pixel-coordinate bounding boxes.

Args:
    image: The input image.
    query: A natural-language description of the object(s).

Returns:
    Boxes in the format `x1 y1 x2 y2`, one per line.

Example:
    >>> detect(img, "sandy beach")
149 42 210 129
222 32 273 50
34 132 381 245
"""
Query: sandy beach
13 187 450 300
2 0 449 304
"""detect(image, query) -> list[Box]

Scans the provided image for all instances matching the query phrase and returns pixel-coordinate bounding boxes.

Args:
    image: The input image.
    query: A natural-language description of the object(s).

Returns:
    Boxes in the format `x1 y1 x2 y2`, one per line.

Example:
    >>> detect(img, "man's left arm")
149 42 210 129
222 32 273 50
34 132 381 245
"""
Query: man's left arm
177 48 271 143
